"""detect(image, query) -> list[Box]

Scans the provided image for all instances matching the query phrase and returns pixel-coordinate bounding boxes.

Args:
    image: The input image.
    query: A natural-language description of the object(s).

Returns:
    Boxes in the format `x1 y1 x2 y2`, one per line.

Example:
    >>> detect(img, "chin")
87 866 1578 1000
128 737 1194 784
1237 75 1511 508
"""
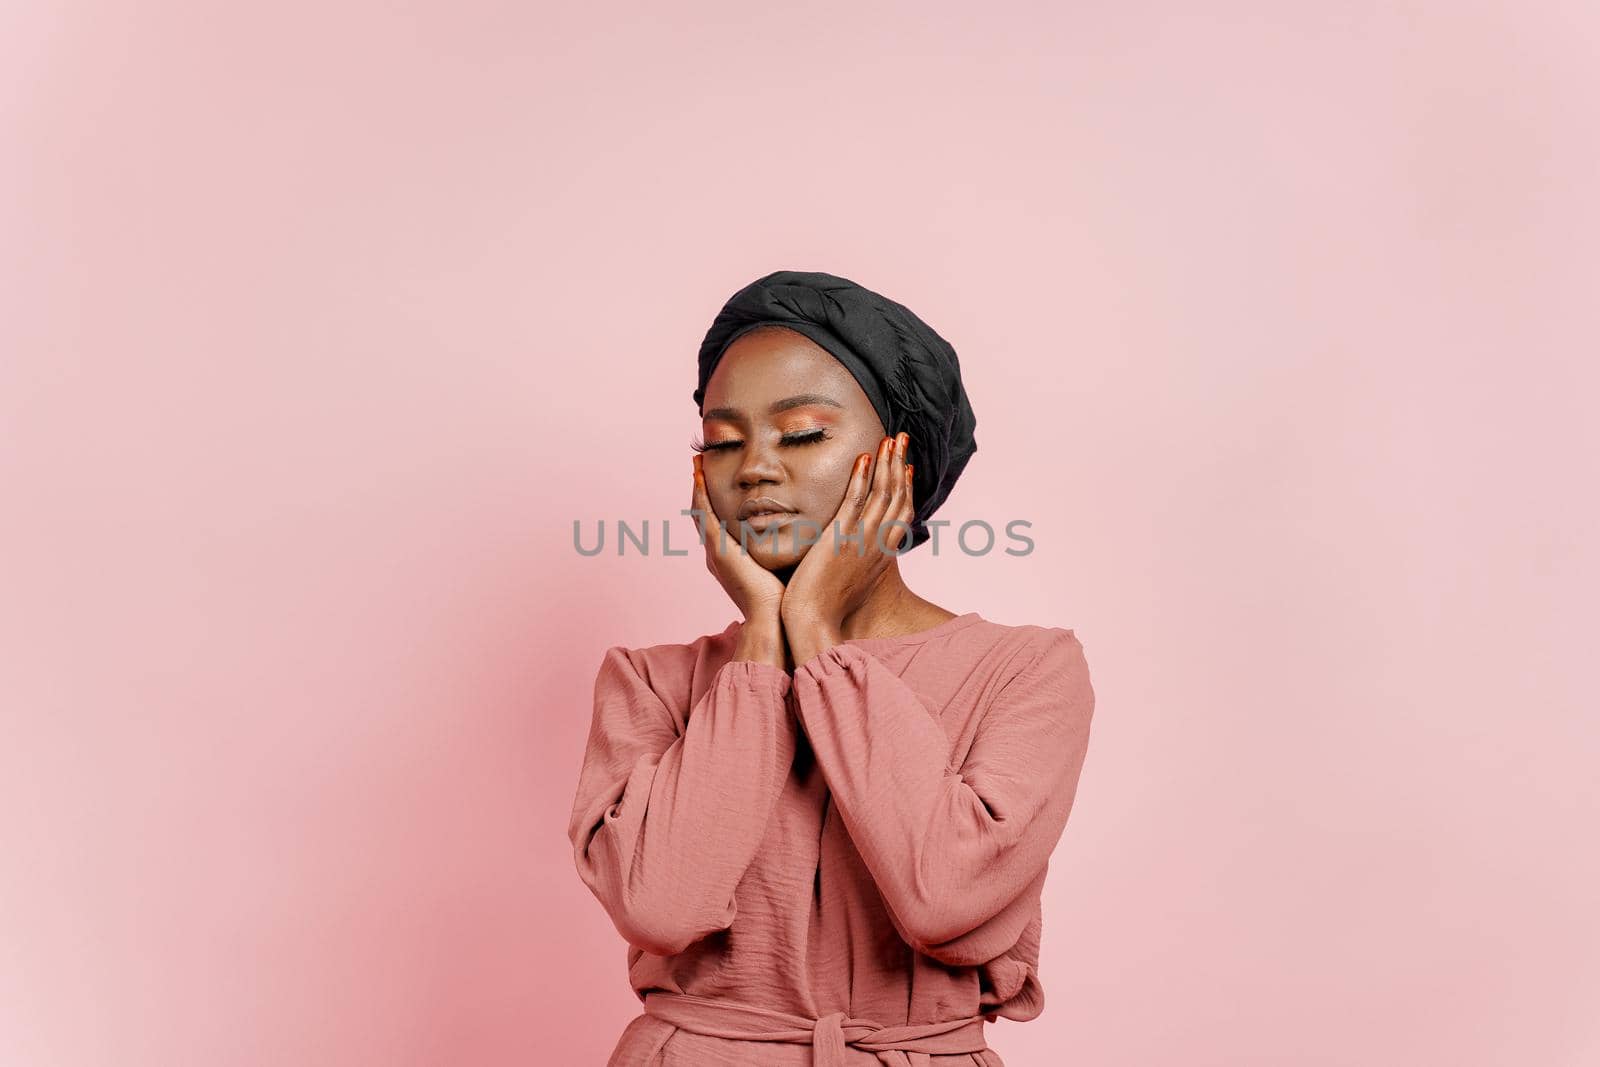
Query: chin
737 522 816 570
752 548 806 571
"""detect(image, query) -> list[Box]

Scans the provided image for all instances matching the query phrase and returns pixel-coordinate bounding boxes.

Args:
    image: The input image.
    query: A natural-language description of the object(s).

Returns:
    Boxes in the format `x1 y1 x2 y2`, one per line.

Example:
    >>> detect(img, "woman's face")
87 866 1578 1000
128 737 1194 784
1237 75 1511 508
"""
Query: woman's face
696 326 888 570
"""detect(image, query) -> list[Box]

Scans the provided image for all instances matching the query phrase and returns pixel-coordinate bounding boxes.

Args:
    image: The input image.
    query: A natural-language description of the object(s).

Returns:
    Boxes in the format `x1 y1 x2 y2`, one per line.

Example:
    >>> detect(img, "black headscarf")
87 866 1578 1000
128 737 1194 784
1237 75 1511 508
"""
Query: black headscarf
694 269 977 553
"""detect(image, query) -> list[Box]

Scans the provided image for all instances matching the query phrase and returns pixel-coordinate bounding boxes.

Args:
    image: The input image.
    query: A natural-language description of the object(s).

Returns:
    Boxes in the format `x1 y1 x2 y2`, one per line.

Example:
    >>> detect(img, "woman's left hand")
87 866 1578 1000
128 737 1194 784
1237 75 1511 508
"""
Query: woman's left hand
782 432 914 665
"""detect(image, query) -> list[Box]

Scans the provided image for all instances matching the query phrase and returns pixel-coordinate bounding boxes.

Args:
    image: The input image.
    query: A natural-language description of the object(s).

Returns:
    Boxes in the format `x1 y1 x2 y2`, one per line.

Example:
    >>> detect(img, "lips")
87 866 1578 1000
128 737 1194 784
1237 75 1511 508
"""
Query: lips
738 497 796 521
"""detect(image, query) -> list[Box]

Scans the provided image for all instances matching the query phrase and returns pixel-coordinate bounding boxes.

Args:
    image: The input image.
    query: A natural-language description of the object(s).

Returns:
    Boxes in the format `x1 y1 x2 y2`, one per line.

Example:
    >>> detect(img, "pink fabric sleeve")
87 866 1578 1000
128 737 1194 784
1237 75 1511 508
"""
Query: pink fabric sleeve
790 630 1095 966
568 646 797 957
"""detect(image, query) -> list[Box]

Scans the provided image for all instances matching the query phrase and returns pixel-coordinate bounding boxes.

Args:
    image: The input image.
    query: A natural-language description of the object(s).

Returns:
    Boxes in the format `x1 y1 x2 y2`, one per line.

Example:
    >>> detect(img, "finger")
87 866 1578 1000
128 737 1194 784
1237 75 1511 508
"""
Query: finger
834 450 873 548
692 454 724 552
859 436 902 555
689 455 702 538
900 434 914 523
886 432 909 517
690 455 705 537
859 444 889 556
862 435 895 527
880 451 915 553
884 435 915 553
895 462 916 548
873 434 908 552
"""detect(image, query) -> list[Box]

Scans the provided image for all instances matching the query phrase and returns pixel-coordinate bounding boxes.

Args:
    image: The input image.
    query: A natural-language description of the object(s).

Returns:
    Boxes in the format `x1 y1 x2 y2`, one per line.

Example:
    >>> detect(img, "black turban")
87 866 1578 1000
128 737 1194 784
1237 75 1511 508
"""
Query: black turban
694 269 977 553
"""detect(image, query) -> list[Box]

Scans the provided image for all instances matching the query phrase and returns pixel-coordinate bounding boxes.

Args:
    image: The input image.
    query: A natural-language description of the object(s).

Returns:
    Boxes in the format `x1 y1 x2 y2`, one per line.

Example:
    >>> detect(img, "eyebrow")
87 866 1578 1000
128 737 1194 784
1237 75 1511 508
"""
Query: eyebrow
702 393 845 421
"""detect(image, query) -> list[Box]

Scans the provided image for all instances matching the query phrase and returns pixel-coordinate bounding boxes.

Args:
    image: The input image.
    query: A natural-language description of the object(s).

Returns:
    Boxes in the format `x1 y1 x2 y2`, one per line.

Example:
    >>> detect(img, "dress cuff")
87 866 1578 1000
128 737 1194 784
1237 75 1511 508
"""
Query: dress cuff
793 641 864 683
718 656 794 696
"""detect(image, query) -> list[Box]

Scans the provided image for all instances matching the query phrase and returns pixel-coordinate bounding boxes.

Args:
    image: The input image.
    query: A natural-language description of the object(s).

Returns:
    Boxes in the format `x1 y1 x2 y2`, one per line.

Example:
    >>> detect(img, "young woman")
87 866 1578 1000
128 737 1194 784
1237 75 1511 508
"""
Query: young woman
568 270 1097 1066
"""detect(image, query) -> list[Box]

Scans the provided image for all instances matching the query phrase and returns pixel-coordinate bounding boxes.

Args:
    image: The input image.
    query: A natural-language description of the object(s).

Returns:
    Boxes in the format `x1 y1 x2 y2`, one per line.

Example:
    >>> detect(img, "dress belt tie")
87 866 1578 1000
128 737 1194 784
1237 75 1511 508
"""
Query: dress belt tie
643 990 990 1067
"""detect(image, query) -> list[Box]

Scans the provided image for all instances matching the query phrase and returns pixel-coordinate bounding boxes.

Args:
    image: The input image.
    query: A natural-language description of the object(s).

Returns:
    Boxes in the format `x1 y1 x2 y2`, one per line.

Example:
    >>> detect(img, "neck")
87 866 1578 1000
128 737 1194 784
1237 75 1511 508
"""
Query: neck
772 560 927 642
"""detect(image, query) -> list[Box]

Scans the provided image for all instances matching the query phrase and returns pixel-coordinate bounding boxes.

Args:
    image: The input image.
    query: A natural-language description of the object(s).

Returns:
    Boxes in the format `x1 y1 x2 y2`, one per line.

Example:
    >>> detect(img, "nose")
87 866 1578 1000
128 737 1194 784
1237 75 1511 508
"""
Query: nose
736 434 783 490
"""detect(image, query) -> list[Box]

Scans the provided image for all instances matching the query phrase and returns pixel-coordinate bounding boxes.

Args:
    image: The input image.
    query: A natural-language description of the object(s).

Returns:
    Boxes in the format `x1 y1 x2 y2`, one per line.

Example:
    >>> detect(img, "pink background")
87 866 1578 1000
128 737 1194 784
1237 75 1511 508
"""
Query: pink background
3 2 1597 1065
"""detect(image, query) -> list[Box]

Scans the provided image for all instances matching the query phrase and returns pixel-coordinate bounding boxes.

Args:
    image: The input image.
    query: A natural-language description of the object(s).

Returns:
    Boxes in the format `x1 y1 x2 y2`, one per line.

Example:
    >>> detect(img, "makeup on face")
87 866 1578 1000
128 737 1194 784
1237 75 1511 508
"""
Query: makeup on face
692 396 846 456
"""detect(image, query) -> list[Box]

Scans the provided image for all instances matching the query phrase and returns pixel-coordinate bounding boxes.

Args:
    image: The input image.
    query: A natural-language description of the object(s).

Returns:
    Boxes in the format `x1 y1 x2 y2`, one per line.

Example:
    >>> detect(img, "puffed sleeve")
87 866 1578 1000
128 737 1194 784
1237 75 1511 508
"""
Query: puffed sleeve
789 629 1094 965
567 645 797 957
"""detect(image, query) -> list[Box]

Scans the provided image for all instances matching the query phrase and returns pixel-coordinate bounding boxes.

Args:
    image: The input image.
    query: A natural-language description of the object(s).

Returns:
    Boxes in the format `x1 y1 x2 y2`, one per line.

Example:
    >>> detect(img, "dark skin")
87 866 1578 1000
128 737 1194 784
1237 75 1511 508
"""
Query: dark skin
688 325 958 672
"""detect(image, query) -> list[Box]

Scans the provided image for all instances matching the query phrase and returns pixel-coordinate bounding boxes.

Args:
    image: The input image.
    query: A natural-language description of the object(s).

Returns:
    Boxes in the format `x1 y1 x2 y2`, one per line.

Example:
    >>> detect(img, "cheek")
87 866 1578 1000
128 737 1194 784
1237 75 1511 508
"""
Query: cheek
797 448 863 512
707 484 738 522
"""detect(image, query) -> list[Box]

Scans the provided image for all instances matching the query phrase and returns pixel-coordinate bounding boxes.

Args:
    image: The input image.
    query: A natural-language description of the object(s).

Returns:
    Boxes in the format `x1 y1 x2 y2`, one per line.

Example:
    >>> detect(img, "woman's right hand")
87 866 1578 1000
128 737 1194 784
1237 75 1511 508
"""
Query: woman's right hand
691 453 787 623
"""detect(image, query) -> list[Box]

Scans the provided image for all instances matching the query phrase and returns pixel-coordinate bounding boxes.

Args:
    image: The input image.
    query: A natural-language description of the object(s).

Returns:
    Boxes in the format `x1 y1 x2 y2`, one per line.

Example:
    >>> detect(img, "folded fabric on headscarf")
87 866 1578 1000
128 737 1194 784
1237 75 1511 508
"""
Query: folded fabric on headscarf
694 269 978 553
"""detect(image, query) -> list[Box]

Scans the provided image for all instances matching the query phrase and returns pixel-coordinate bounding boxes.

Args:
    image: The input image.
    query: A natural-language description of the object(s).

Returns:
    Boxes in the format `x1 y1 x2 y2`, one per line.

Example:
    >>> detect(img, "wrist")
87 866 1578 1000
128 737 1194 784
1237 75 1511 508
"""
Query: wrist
784 616 842 672
744 600 783 628
733 618 785 668
779 598 830 629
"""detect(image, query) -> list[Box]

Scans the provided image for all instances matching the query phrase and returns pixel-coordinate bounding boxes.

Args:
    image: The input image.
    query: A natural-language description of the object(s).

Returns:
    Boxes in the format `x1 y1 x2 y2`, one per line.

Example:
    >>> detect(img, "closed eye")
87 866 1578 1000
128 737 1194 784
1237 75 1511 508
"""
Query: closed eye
690 428 831 453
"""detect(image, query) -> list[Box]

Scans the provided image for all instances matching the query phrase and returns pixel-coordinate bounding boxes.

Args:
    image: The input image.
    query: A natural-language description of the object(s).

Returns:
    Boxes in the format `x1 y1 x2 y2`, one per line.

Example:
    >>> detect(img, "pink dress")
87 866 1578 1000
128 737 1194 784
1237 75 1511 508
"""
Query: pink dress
567 611 1096 1066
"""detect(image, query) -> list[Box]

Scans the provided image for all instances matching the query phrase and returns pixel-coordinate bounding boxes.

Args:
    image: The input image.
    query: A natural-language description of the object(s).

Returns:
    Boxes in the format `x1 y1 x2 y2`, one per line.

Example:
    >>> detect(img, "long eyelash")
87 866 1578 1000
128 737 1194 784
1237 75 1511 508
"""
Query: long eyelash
784 428 830 446
689 429 831 453
689 437 742 454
